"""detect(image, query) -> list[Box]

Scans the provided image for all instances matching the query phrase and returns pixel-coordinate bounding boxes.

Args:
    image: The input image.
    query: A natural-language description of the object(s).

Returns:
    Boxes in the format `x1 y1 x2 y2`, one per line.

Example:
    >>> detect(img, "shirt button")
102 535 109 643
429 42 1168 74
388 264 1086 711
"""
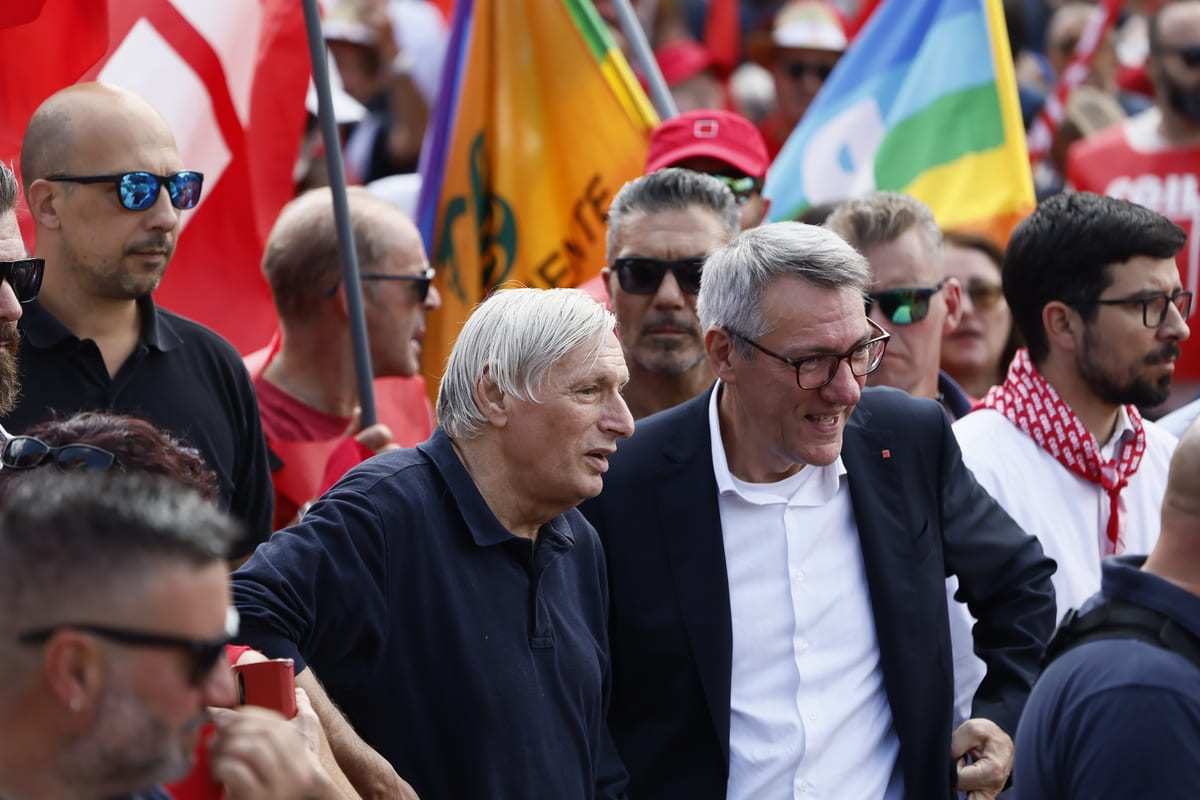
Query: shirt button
798 639 811 653
792 569 806 582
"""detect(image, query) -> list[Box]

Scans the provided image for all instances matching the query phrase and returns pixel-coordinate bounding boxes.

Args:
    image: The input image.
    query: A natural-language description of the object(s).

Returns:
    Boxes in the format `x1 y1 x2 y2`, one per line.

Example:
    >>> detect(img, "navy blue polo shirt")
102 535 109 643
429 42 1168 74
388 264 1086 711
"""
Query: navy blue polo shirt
232 428 628 800
1014 556 1200 799
4 297 273 556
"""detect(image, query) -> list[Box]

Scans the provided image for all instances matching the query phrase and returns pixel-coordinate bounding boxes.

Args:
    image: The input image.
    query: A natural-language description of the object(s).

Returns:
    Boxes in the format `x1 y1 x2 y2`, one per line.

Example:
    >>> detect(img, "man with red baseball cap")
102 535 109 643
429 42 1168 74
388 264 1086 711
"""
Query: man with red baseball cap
645 108 772 230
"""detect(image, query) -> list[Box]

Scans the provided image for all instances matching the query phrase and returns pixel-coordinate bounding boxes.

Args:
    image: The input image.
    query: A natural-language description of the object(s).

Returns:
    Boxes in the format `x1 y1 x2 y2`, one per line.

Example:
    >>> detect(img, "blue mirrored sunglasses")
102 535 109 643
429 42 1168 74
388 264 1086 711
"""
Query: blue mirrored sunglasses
48 171 204 211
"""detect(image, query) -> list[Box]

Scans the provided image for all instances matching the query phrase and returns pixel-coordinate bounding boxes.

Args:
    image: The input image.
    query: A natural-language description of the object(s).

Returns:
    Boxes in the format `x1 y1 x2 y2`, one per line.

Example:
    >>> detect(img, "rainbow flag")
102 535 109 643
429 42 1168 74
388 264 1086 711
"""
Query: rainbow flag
416 0 657 387
764 0 1033 242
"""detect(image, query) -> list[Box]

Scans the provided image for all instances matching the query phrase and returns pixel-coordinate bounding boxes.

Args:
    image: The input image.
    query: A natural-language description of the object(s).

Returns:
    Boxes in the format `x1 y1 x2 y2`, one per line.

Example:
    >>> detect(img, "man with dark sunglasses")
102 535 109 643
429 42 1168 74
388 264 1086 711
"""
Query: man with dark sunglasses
0 473 347 800
580 221 1055 800
602 167 739 419
249 186 441 529
0 163 33 421
1068 1 1200 388
826 191 972 420
7 83 273 563
956 192 1190 624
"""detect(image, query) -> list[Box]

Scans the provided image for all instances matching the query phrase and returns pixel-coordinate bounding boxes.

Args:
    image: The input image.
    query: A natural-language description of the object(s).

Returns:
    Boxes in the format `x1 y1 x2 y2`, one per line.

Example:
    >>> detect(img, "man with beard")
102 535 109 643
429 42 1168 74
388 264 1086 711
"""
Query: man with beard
0 162 41 420
1067 0 1200 392
0 473 349 800
955 192 1190 619
603 167 739 419
5 83 272 560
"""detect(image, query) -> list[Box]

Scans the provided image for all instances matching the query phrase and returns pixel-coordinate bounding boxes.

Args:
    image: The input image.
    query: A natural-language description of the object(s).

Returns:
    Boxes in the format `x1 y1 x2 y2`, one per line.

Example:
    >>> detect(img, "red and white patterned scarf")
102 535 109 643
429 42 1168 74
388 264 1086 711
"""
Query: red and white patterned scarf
981 349 1145 556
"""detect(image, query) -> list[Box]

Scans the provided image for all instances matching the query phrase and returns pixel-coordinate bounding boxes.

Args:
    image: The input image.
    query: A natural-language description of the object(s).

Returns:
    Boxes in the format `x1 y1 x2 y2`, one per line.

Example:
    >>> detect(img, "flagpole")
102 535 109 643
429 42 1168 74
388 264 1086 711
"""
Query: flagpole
300 0 378 427
609 0 677 119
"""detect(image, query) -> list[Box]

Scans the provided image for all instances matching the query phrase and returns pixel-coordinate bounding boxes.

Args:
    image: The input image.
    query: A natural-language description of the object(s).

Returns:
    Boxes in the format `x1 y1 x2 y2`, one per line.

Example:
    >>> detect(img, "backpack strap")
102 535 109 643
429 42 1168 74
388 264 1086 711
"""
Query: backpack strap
1042 598 1200 673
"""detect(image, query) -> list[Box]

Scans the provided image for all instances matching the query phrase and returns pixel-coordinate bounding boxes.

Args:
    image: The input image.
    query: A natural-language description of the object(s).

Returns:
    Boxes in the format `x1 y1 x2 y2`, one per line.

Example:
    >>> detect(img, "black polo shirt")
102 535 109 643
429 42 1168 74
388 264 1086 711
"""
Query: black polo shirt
5 297 273 556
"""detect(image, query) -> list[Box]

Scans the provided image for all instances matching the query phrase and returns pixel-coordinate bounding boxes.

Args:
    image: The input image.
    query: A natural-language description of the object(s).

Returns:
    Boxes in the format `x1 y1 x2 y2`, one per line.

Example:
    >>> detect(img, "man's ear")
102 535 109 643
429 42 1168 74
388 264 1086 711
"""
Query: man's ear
942 277 964 334
27 179 63 231
602 266 614 302
706 326 737 383
474 364 510 428
1043 300 1082 353
43 631 104 722
757 196 772 226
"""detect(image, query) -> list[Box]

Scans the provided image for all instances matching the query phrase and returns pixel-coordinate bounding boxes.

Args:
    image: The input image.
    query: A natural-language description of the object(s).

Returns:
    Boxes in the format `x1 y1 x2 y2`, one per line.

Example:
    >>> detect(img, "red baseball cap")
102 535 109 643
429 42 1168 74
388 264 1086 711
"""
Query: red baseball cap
645 110 770 178
654 40 716 87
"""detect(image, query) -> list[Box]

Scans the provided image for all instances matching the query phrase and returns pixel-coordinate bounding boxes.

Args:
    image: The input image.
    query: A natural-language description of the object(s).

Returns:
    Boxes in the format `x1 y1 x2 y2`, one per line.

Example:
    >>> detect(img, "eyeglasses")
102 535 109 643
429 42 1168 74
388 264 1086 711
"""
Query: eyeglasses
1166 44 1200 68
866 280 947 325
784 60 835 81
1092 289 1193 328
1 435 125 472
965 282 1005 311
711 174 764 206
48 171 204 211
612 256 705 295
18 614 236 686
324 266 436 301
725 318 890 390
0 258 44 303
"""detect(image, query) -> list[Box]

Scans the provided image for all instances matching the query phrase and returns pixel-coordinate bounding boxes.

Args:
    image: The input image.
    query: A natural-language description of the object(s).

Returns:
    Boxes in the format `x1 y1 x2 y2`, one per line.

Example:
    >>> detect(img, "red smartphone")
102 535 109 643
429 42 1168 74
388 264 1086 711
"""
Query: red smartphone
231 658 298 719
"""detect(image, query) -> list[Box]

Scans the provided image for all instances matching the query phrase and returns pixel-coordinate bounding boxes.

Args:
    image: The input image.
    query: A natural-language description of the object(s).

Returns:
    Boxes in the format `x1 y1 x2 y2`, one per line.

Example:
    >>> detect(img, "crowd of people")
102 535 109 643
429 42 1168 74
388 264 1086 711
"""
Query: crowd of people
3 0 1200 799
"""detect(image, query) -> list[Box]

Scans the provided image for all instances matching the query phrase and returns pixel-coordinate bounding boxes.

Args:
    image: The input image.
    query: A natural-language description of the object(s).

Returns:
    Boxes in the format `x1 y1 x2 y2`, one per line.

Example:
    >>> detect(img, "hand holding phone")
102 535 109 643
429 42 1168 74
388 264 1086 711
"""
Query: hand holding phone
231 658 298 719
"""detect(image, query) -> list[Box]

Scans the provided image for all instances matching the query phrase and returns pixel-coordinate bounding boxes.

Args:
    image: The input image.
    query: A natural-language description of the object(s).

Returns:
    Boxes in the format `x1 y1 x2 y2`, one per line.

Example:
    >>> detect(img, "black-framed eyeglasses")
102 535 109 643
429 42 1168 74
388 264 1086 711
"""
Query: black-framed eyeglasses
866 280 947 325
47 171 204 211
0 258 44 303
1165 43 1200 68
17 608 237 686
784 60 835 81
612 256 705 295
711 174 764 206
1092 289 1193 328
324 266 436 301
726 317 890 390
1 435 125 473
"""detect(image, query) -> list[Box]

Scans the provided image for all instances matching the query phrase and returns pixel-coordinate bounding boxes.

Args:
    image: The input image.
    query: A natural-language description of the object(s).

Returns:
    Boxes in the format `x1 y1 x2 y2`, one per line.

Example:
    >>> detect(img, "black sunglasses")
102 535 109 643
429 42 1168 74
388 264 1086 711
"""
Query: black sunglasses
612 256 705 295
1167 44 1200 68
1092 289 1193 329
866 280 947 325
324 266 436 301
1 435 124 472
725 318 891 390
0 258 44 303
785 60 834 81
48 171 204 211
712 174 764 206
18 613 237 686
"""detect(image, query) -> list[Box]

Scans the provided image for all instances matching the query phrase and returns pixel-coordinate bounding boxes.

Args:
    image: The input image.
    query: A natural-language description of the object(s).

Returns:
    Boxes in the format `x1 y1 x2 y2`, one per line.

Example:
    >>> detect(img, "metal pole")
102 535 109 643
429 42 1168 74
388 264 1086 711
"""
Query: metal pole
300 0 378 427
609 0 677 119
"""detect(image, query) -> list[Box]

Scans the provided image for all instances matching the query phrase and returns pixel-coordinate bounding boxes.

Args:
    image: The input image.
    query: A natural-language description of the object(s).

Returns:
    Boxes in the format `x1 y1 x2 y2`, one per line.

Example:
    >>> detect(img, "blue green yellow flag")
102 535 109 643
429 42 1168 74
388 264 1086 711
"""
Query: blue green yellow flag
764 0 1034 242
416 0 658 386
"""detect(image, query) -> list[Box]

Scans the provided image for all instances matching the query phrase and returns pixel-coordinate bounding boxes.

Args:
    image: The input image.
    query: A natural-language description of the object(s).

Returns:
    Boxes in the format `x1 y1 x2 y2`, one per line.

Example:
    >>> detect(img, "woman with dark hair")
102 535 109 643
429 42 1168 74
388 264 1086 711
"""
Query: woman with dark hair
0 411 218 501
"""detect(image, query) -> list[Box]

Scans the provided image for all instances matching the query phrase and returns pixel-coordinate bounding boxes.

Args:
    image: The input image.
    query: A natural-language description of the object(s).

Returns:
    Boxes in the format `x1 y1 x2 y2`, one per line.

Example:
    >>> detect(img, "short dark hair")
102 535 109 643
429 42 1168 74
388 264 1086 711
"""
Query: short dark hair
606 167 740 260
1003 192 1186 362
0 411 219 502
0 472 239 629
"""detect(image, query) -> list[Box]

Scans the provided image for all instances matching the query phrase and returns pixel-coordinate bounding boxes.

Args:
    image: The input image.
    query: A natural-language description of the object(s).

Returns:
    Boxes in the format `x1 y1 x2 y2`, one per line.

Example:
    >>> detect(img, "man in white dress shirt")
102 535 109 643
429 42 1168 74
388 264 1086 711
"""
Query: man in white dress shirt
954 192 1189 619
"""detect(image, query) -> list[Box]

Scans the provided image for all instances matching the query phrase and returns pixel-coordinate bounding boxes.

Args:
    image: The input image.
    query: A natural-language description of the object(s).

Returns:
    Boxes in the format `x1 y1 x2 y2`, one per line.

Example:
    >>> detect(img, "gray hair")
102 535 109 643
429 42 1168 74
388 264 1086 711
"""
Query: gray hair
0 162 17 216
0 473 239 635
824 191 943 268
437 288 616 439
606 167 740 260
698 222 871 357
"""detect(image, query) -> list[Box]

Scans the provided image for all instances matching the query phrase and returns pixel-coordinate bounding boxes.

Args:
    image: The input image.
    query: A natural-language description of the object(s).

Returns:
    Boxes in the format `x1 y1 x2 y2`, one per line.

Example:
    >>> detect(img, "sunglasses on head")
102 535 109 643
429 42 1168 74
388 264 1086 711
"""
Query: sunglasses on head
0 258 44 303
324 266 436 301
612 256 705 295
711 174 764 206
1 435 124 473
785 60 834 81
48 171 204 211
865 280 947 325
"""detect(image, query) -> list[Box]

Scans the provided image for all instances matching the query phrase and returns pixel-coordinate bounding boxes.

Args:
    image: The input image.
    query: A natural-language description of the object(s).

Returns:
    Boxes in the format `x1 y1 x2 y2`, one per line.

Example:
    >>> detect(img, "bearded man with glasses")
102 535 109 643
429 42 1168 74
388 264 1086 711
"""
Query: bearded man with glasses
6 83 273 564
0 162 40 422
956 192 1191 623
580 221 1055 800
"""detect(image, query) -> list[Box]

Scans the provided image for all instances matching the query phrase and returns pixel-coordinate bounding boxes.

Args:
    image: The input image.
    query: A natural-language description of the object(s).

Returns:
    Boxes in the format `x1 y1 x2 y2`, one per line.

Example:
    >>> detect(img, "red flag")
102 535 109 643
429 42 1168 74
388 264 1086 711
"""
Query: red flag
704 0 741 75
0 0 309 354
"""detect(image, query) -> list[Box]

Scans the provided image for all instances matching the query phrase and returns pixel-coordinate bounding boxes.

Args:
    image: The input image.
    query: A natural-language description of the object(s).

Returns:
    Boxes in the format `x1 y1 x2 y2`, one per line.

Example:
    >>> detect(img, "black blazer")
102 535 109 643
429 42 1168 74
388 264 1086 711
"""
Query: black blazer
581 385 1056 800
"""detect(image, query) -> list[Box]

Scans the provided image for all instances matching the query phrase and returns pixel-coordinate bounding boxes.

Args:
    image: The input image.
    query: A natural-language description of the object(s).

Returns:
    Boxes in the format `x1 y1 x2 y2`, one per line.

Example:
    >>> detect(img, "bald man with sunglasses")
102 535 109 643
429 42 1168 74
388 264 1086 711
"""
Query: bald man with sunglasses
5 83 273 561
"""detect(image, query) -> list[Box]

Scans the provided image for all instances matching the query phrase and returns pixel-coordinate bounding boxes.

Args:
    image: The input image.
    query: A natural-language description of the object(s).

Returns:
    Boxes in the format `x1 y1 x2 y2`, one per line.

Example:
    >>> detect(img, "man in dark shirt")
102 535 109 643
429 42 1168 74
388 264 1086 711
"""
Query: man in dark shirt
7 82 272 558
233 288 635 800
0 162 36 418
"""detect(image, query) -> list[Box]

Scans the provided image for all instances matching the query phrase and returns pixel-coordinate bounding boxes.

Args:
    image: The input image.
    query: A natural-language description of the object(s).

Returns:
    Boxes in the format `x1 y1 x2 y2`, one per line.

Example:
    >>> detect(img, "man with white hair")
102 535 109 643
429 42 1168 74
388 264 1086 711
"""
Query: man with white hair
233 288 635 799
